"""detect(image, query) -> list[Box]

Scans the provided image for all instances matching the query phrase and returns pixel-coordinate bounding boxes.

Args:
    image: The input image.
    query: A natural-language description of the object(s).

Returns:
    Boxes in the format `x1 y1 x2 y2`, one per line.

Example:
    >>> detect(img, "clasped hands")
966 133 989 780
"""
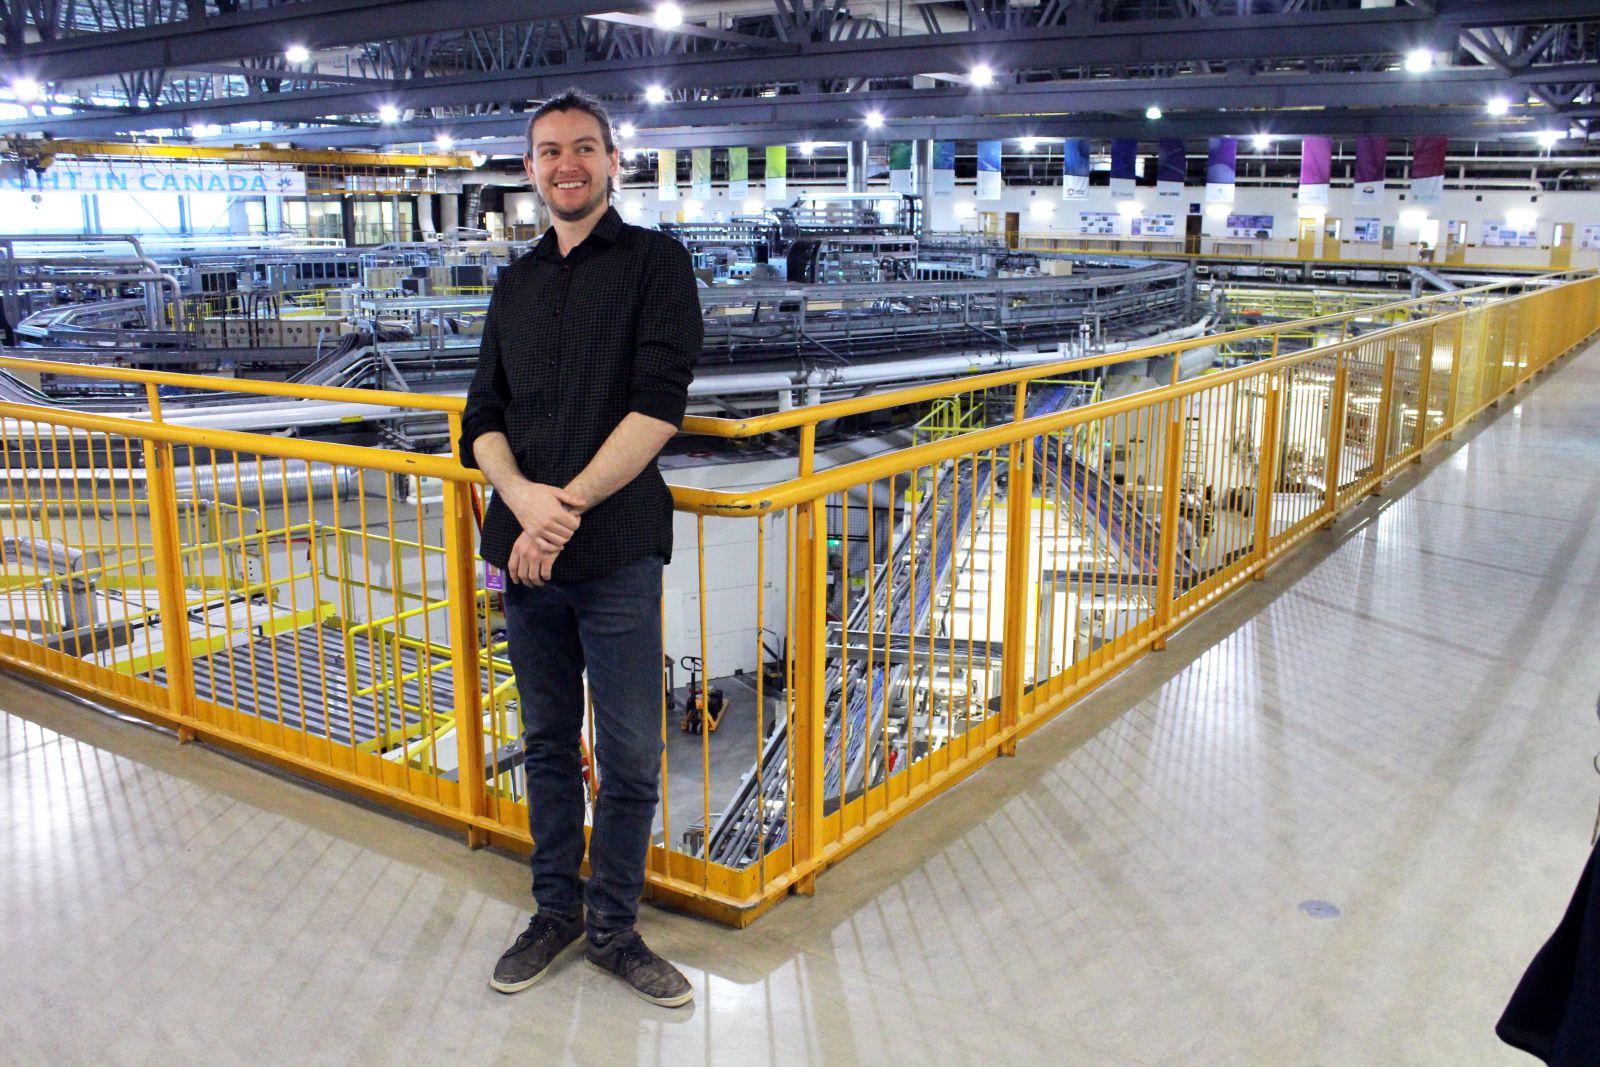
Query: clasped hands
504 482 587 586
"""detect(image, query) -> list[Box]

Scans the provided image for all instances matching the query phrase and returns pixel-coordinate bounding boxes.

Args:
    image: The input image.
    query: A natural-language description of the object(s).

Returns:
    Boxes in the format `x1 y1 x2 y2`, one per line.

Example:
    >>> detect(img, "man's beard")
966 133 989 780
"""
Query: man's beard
546 179 609 222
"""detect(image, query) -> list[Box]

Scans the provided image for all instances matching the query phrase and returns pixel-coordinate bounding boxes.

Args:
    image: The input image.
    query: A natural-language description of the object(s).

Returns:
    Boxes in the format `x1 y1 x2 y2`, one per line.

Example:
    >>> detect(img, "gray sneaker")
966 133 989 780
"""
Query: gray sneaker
489 913 584 994
585 930 694 1007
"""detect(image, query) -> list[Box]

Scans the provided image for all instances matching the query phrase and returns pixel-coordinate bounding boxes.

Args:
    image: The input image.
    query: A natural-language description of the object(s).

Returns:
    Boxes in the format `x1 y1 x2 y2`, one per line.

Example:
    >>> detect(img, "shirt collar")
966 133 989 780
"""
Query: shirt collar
533 205 625 261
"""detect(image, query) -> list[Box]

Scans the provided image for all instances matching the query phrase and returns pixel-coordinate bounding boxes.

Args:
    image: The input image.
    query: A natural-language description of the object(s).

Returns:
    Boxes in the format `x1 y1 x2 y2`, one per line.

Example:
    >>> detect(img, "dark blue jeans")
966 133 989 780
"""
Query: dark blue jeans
501 554 664 940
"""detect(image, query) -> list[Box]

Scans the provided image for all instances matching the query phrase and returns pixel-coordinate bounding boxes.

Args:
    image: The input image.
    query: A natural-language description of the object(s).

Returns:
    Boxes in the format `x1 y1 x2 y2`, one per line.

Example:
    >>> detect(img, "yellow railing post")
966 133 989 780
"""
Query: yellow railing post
1369 338 1399 491
1321 351 1350 524
1152 394 1187 648
1251 371 1282 579
1443 314 1467 438
999 381 1034 753
141 385 198 740
1412 324 1436 459
789 425 826 894
441 477 489 848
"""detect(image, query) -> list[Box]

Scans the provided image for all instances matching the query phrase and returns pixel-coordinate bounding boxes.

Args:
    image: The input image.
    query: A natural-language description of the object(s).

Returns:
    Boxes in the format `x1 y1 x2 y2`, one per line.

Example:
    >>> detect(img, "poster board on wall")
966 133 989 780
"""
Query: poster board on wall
1225 213 1273 238
1351 217 1382 243
1132 213 1177 237
1482 222 1538 248
1078 211 1120 235
1579 224 1600 250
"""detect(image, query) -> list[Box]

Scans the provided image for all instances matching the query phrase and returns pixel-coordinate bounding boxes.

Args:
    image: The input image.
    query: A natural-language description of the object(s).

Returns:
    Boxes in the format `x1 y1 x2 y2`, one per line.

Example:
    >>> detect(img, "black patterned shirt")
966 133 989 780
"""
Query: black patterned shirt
458 207 702 581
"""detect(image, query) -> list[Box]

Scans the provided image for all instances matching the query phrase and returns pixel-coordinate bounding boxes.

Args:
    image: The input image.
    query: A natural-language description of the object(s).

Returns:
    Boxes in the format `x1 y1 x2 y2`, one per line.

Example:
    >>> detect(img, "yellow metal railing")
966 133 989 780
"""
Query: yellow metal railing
0 269 1596 926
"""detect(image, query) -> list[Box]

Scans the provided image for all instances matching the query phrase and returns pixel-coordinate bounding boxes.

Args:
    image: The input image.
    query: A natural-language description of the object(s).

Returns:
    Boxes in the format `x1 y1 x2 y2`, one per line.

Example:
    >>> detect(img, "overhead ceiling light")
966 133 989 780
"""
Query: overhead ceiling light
653 2 683 28
1145 105 1162 120
194 123 222 138
864 110 884 129
969 64 995 88
435 133 453 151
1537 129 1561 149
1252 133 1273 151
378 104 400 124
618 121 636 139
1019 136 1039 152
1404 49 1433 73
798 141 816 155
11 78 40 103
285 44 310 63
644 84 668 105
1486 97 1510 116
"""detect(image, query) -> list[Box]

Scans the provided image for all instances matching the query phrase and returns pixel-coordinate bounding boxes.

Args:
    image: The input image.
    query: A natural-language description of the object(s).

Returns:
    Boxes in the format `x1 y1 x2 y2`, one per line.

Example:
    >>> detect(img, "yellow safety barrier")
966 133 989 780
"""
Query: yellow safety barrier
0 269 1596 927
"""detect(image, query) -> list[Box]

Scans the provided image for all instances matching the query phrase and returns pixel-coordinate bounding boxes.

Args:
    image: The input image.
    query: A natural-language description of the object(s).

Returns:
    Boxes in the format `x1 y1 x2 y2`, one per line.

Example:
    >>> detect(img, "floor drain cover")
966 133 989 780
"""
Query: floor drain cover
1299 899 1342 920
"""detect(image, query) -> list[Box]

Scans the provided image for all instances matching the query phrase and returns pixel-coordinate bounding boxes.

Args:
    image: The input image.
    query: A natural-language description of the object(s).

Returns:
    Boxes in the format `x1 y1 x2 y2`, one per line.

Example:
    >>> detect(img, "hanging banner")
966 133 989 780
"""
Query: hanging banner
690 148 711 200
656 149 678 201
1157 138 1185 199
1298 136 1331 205
728 147 749 201
1061 138 1090 200
1205 136 1237 203
1353 136 1388 205
977 140 1003 200
1411 136 1447 204
889 142 915 194
1110 139 1138 199
7 161 307 196
765 145 787 200
931 141 956 195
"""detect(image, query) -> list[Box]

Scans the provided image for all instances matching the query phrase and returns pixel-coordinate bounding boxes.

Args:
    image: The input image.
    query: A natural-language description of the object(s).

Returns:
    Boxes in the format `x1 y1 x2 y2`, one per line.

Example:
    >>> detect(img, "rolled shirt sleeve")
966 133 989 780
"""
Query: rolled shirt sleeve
456 278 509 471
627 238 703 429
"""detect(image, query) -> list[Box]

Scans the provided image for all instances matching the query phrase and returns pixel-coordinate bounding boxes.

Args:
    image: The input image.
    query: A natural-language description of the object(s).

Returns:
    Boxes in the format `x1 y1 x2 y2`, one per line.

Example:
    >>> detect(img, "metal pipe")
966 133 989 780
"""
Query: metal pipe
0 462 362 507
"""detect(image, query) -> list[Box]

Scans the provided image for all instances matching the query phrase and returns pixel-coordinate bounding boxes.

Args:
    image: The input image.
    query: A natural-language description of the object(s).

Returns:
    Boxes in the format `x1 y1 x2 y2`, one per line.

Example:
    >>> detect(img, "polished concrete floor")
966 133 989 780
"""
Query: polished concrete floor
6 344 1600 1066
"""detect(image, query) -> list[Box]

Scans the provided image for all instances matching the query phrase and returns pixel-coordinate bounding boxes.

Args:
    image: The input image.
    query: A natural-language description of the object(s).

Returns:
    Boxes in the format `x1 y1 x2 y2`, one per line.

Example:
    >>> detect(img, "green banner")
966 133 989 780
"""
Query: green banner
691 147 711 200
728 146 748 183
765 145 788 199
656 149 677 201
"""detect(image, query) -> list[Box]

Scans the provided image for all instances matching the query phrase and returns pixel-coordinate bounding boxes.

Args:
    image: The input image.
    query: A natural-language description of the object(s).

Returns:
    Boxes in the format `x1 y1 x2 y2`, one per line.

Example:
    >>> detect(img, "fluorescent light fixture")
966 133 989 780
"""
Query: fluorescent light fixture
378 104 400 124
953 201 977 218
1117 199 1142 215
194 123 222 138
1405 49 1433 73
653 2 683 28
1506 207 1539 230
623 200 644 218
435 133 453 151
285 44 311 63
743 198 763 214
1019 137 1039 152
618 121 636 139
682 199 704 219
1205 201 1230 218
798 141 816 156
1537 129 1561 149
1145 105 1162 120
11 78 40 103
1252 133 1273 151
864 110 885 129
1399 208 1429 228
1028 200 1054 219
969 64 995 88
645 85 668 105
1486 97 1510 116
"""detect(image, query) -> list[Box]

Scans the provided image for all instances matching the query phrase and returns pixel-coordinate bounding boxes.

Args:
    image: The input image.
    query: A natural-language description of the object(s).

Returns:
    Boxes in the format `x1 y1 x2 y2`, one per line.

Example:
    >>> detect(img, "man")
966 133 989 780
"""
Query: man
458 89 702 1008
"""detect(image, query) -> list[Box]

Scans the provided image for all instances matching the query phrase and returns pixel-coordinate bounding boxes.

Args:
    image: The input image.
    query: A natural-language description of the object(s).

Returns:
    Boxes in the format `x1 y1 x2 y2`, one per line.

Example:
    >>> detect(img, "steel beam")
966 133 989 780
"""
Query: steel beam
7 6 1447 94
0 60 1529 140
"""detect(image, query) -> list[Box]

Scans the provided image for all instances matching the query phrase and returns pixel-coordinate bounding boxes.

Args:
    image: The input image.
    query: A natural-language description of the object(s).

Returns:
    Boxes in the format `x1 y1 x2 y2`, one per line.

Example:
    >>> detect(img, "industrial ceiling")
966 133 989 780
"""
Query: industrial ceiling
2 0 1599 155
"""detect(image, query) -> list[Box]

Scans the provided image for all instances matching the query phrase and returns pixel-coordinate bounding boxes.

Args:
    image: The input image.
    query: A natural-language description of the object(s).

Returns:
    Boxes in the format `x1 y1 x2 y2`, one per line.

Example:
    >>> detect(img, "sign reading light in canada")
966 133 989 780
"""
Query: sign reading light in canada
5 161 307 196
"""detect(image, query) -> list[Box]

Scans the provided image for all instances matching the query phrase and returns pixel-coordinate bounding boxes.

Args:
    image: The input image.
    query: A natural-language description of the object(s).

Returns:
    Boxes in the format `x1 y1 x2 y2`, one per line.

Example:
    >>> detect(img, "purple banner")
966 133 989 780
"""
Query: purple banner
1110 139 1138 181
1412 136 1448 178
1298 136 1331 188
1353 135 1388 204
1157 139 1186 184
1354 136 1388 184
1206 136 1237 202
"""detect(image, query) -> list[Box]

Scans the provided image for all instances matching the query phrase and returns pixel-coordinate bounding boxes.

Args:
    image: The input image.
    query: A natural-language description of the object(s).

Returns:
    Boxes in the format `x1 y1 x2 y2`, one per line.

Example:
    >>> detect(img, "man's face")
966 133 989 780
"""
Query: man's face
524 109 619 224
